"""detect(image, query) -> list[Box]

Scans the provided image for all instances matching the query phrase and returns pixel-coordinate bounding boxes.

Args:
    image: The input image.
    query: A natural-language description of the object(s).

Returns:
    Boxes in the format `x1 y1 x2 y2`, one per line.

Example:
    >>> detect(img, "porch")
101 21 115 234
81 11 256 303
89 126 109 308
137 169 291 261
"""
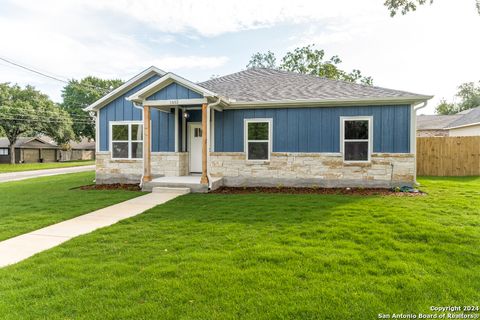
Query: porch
142 175 224 193
123 73 228 192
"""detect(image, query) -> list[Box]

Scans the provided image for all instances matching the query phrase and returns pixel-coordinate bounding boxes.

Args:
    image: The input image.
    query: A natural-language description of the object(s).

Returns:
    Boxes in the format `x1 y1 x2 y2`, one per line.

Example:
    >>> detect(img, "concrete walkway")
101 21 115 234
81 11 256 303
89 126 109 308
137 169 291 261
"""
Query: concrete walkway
0 165 95 183
0 191 185 268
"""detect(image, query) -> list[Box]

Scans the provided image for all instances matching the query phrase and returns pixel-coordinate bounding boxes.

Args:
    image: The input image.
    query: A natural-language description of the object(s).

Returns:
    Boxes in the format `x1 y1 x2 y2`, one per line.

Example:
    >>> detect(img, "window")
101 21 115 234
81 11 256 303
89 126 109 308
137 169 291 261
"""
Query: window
0 148 8 156
341 117 372 162
111 122 143 159
245 119 272 161
194 127 202 138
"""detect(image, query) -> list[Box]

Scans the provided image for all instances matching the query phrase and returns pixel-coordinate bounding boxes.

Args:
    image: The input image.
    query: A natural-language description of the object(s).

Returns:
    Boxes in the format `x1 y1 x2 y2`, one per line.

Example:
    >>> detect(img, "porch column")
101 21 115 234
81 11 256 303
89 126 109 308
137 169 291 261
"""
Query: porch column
200 103 209 185
143 106 152 182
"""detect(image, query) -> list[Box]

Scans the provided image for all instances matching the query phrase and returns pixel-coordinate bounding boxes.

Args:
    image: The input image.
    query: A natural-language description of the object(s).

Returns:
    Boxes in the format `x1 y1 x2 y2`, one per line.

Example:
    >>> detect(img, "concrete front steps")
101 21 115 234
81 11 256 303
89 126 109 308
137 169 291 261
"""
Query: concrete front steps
143 175 223 193
152 187 191 194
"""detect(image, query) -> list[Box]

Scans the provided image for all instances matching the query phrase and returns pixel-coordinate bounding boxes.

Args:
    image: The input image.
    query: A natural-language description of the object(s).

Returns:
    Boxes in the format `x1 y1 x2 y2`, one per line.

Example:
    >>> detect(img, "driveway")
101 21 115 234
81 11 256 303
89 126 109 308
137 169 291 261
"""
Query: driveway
0 165 95 183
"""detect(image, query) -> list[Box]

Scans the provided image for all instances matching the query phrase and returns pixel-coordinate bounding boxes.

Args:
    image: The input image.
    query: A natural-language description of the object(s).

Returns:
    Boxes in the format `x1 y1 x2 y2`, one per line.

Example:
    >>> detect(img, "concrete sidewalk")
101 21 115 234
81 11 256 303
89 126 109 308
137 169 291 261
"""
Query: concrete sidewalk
0 191 186 268
0 165 95 183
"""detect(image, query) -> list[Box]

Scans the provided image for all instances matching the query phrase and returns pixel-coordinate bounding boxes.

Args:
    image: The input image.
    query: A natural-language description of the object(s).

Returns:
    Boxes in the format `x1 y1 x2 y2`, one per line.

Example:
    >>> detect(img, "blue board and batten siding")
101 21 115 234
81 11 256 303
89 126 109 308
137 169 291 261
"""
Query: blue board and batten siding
146 82 203 100
100 80 204 152
214 105 411 153
99 75 411 154
100 76 177 152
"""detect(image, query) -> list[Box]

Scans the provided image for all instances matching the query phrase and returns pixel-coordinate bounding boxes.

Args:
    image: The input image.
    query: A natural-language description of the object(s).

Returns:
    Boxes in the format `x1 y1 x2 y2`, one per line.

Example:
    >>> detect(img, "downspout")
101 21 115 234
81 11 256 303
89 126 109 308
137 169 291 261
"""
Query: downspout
133 101 145 187
206 97 222 189
412 101 428 185
414 101 428 112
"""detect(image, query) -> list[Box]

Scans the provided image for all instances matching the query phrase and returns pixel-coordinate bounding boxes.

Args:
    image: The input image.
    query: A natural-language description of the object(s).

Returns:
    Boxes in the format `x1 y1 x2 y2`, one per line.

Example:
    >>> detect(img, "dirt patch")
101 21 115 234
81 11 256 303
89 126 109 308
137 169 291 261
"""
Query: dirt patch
211 186 425 196
79 184 141 191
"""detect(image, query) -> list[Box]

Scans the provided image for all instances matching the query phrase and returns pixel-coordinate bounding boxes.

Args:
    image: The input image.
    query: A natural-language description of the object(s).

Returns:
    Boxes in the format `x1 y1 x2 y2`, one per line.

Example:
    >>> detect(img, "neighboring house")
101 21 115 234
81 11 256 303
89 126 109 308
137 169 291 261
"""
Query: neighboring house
59 138 96 161
85 67 432 192
417 107 480 137
0 137 59 164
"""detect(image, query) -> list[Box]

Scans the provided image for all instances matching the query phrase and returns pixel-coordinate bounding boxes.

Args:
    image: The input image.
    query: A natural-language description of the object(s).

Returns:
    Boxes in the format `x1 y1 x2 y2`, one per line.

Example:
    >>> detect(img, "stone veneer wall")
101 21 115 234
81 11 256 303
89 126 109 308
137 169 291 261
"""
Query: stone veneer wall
209 152 415 188
96 152 188 184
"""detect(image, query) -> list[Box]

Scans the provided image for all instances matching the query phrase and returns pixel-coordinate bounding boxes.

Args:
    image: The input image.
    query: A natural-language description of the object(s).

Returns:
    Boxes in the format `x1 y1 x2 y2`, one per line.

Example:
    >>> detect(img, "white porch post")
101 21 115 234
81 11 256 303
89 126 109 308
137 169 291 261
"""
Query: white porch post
174 107 179 152
182 107 186 152
143 106 152 182
200 103 209 185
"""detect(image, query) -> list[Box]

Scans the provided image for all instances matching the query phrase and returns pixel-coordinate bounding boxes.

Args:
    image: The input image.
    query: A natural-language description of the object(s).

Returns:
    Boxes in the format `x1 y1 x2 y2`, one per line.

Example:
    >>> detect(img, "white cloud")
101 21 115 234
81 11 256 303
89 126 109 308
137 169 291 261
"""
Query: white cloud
285 1 480 114
0 0 230 101
152 56 229 70
10 0 370 37
0 0 478 114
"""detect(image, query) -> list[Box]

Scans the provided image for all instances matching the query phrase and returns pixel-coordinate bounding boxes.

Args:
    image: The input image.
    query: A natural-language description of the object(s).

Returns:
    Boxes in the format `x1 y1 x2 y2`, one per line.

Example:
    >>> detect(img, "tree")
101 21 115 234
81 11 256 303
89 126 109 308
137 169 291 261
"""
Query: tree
384 0 480 17
435 99 457 115
435 81 480 115
456 81 480 111
246 51 277 69
0 83 74 163
61 76 123 140
246 45 373 85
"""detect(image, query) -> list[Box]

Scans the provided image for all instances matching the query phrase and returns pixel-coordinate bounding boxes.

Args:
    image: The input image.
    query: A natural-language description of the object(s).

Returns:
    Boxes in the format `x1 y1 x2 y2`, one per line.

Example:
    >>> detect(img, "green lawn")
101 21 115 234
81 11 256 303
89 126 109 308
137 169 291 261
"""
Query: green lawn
0 177 479 319
0 171 143 241
0 160 94 173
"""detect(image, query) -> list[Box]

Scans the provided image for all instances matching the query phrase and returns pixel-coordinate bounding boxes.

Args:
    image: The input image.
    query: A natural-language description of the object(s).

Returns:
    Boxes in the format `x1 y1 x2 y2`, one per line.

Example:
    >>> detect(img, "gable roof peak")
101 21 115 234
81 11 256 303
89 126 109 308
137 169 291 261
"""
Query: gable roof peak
85 66 167 111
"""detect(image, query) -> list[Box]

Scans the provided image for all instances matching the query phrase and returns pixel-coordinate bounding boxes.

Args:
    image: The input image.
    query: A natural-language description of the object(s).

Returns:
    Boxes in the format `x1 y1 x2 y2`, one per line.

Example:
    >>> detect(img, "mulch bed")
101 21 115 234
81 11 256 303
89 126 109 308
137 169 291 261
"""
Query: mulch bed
211 186 426 196
79 184 141 191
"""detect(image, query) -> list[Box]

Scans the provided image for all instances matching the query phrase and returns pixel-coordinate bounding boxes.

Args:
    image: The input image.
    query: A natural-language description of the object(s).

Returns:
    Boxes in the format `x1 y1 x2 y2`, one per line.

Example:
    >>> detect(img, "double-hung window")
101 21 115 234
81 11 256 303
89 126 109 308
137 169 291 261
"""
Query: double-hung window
341 116 372 162
0 148 8 156
111 122 143 159
245 119 272 161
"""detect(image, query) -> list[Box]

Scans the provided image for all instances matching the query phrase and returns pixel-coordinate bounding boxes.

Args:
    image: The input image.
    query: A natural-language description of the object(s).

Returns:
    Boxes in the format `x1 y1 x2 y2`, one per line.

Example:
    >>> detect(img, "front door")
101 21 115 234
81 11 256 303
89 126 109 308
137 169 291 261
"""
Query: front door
189 123 202 173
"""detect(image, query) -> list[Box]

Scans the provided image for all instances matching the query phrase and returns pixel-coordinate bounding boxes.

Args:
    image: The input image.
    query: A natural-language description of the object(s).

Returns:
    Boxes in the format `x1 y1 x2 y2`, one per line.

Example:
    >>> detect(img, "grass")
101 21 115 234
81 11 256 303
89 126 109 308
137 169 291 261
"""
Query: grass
0 171 144 241
0 160 94 173
0 177 479 319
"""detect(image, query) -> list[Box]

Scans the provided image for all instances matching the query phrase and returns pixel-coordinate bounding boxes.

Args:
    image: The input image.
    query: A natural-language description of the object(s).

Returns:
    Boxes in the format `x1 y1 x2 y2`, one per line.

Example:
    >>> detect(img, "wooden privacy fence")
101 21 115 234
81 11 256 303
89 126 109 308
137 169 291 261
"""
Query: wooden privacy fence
416 136 480 176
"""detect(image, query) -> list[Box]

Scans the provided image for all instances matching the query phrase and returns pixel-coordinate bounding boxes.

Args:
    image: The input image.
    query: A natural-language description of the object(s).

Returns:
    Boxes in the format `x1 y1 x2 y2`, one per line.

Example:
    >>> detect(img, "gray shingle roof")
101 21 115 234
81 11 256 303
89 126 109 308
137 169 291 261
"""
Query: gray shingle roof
199 68 430 103
416 106 480 130
69 138 95 150
0 137 58 148
447 106 480 128
416 115 461 130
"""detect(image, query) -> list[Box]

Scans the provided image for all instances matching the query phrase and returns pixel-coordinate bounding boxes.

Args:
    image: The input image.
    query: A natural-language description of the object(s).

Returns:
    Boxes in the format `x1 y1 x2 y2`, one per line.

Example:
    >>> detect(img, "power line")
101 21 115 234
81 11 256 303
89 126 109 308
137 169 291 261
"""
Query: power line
0 114 94 123
0 110 94 121
0 56 116 93
0 116 93 124
0 110 95 122
0 56 69 84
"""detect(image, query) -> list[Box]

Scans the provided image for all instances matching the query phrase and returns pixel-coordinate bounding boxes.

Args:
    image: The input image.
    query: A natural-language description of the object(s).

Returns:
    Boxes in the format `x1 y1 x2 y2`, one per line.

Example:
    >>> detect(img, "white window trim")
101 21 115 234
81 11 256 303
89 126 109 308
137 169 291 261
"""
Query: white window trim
244 118 273 162
109 121 144 160
340 116 373 163
0 148 8 156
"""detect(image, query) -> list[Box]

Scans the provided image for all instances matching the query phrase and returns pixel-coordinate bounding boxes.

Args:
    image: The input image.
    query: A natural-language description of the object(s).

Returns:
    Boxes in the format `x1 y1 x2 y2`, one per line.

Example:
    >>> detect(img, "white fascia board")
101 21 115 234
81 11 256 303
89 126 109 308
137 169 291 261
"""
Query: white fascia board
445 122 480 130
84 66 167 112
145 98 208 107
127 72 217 103
226 95 433 109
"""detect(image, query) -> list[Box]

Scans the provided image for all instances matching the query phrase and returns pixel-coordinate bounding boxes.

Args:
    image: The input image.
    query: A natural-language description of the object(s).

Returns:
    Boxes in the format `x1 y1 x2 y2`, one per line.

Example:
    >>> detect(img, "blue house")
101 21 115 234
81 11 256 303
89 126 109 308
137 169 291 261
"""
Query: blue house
86 66 432 192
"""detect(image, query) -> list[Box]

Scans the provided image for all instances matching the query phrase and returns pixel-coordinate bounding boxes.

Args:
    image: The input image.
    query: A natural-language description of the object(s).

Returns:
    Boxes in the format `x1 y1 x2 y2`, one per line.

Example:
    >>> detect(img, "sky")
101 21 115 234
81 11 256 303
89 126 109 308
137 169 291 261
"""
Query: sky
0 0 479 114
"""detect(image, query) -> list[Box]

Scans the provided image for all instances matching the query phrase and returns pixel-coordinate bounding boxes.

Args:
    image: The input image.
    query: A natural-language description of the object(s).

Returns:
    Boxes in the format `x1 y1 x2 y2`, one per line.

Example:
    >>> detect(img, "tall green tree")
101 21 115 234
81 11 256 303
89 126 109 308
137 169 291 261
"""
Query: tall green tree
246 51 277 69
435 81 480 115
435 99 457 115
247 45 373 85
0 83 74 163
384 0 480 16
61 77 123 140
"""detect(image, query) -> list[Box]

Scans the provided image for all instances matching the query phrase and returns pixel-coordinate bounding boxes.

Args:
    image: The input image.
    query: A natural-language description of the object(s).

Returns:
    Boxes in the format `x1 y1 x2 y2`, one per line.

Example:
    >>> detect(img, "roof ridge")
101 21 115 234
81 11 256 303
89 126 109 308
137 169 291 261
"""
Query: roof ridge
200 67 427 98
446 106 480 128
